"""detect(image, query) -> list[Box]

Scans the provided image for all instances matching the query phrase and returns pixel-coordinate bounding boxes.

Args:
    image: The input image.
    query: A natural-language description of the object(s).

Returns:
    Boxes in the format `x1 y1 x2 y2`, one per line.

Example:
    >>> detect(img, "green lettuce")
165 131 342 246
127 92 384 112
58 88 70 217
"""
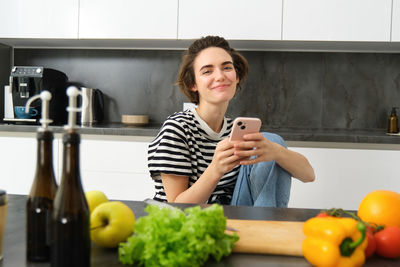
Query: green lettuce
118 204 239 266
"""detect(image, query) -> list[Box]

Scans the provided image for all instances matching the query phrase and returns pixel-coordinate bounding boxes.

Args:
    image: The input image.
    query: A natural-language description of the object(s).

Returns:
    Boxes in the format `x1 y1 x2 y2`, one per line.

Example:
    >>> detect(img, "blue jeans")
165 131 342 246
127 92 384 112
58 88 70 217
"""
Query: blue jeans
230 132 292 207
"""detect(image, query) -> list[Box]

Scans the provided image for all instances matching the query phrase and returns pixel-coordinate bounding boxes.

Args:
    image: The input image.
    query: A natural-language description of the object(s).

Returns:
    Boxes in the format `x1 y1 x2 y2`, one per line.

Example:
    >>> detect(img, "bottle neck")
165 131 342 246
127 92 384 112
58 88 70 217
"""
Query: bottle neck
60 132 82 189
36 135 53 171
54 131 88 213
30 130 57 198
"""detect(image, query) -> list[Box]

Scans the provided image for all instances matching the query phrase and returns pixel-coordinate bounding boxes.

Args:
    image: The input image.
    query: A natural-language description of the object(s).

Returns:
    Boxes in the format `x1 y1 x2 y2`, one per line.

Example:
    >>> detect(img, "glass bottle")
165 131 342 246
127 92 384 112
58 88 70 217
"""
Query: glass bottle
25 91 57 262
388 107 399 133
51 130 90 267
26 130 57 261
51 87 90 267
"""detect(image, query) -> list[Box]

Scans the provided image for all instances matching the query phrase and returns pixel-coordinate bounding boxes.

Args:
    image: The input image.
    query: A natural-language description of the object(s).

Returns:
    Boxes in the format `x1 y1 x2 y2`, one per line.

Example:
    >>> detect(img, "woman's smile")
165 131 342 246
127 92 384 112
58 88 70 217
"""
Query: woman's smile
211 83 231 90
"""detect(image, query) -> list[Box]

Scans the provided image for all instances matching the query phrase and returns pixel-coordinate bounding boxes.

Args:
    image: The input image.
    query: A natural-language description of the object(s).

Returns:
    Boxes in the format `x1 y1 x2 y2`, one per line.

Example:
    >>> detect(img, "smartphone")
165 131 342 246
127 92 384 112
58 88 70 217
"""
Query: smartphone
229 117 262 142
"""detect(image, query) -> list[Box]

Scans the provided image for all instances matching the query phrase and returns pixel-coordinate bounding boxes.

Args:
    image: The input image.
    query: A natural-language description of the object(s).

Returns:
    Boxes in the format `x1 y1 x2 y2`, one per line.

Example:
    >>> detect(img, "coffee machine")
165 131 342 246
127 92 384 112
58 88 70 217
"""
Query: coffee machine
4 66 68 125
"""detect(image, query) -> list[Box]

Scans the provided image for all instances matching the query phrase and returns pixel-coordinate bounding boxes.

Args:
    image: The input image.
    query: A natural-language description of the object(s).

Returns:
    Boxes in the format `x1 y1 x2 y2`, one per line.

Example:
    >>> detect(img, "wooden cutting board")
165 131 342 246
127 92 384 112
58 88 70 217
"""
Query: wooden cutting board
226 219 305 256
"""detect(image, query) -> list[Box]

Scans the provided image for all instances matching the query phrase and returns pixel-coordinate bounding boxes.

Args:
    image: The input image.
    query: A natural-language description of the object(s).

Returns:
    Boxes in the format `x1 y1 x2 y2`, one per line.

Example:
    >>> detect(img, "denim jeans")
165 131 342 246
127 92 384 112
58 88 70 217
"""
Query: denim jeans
230 132 292 207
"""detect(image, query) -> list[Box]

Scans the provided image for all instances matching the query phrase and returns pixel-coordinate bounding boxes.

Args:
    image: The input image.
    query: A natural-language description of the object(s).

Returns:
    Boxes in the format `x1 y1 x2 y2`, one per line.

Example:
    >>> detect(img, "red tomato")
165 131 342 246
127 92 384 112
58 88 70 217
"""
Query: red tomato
374 226 400 259
366 225 376 234
365 230 376 258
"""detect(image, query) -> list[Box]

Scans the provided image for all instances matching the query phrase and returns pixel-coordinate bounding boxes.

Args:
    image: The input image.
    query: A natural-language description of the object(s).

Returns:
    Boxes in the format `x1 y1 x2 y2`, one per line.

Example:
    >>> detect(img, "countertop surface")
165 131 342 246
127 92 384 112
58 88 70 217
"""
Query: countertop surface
1 123 400 145
1 194 398 266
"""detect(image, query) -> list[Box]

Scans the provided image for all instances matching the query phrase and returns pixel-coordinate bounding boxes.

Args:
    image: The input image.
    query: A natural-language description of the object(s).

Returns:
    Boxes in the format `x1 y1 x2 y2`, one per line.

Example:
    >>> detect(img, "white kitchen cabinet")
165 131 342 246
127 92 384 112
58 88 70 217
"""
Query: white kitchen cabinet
0 134 153 201
80 171 153 201
393 0 400 41
79 0 178 39
0 135 60 195
288 147 400 210
0 0 79 38
178 0 282 40
77 138 154 201
283 0 392 42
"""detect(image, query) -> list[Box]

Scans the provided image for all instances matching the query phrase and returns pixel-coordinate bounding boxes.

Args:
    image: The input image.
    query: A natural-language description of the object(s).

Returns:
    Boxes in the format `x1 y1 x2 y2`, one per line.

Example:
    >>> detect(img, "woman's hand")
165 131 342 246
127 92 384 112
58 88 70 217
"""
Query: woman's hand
232 133 279 165
209 138 246 177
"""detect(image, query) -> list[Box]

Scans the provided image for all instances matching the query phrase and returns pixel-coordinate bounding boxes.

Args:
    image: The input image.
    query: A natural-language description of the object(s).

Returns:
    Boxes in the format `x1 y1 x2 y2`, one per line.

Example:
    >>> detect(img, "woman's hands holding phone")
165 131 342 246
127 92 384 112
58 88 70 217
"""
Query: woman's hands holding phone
209 132 279 179
208 133 264 179
232 133 281 165
209 138 248 177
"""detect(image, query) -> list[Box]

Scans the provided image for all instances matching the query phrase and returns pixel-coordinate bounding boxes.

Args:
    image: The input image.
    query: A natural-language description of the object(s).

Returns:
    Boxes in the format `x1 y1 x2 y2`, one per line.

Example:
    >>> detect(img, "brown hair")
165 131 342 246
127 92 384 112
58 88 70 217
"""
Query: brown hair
176 36 249 104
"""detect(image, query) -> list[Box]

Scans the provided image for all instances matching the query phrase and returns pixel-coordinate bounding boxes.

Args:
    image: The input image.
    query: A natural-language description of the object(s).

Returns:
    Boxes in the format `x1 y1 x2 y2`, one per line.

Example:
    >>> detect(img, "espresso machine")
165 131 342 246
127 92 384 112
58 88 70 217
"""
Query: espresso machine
4 66 69 125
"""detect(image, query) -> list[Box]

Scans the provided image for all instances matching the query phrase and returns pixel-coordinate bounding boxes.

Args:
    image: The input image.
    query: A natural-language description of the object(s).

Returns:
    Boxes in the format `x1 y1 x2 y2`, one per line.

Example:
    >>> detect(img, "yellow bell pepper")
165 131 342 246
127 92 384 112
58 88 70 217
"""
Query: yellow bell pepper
302 217 367 267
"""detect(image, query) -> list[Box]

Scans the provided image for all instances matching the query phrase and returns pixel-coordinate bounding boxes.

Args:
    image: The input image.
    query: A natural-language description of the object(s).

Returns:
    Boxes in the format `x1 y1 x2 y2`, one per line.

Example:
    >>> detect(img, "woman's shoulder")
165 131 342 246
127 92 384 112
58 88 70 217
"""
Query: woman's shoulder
157 110 197 136
162 109 197 128
166 109 194 122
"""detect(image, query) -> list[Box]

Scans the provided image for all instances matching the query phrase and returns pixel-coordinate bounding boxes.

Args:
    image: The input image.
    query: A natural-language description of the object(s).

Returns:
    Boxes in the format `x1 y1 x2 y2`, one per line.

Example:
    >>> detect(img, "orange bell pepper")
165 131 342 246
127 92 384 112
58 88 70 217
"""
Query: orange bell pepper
302 217 367 267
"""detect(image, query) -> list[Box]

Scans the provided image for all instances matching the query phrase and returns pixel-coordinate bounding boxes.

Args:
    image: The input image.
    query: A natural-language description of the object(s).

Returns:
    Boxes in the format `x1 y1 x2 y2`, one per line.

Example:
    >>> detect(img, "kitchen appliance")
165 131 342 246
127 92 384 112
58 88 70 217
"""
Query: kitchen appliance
4 66 68 125
79 87 104 126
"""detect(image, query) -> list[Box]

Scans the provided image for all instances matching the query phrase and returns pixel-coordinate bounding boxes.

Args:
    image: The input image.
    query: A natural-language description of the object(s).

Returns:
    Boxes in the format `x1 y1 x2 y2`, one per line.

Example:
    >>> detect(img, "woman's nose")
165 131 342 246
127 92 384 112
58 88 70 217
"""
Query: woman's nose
214 69 225 81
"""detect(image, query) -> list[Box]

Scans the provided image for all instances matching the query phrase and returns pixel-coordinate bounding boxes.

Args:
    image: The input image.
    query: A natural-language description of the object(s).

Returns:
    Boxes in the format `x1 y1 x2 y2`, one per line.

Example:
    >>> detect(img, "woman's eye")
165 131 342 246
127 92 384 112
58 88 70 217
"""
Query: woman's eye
224 66 233 70
202 70 211 75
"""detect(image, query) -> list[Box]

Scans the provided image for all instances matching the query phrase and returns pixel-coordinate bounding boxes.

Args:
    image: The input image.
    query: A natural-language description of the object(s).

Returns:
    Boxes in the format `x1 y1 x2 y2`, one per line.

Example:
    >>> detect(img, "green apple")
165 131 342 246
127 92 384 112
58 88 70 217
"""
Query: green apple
85 190 108 214
90 201 135 248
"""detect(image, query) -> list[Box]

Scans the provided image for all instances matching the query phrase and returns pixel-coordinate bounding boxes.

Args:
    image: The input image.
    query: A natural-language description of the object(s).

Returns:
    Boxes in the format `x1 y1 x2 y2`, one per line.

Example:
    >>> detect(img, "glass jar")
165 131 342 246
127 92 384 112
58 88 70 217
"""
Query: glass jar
0 189 7 261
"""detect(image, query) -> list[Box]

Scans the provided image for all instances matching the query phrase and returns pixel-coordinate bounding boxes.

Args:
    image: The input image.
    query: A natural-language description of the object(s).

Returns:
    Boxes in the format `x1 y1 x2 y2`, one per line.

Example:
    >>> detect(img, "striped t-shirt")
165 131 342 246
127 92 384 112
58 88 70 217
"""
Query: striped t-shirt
148 107 240 204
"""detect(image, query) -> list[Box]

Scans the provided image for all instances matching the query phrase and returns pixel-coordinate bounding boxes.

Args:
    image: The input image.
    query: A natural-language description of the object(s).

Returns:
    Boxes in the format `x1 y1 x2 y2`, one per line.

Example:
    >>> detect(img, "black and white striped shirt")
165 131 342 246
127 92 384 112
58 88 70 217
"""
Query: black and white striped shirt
148 108 239 204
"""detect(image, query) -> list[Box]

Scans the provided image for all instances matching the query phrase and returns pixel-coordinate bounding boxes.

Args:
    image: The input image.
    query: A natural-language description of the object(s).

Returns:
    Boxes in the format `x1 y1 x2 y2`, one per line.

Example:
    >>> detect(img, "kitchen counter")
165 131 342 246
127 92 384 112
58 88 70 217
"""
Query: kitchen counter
0 123 160 138
1 123 400 146
1 194 398 267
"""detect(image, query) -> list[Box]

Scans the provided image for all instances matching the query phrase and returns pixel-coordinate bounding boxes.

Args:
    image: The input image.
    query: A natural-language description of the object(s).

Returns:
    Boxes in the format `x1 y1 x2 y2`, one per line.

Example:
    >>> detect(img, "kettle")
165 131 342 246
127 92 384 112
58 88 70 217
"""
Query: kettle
80 87 104 126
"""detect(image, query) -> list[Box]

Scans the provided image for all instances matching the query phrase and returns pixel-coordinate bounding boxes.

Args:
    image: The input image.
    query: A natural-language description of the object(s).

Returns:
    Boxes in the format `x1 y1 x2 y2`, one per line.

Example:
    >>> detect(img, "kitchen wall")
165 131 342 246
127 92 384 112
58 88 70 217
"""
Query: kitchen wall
0 44 11 121
12 49 400 130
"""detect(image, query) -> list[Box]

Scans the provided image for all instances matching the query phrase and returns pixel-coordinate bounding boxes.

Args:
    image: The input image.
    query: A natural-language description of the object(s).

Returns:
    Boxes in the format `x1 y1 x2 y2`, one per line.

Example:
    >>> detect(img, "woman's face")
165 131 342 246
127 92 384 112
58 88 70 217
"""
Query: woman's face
191 47 239 106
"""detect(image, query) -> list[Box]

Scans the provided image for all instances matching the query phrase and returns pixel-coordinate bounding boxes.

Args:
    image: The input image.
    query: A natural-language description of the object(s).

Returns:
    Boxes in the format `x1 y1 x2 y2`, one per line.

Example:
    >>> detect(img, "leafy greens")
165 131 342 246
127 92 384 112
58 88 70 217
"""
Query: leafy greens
118 204 239 266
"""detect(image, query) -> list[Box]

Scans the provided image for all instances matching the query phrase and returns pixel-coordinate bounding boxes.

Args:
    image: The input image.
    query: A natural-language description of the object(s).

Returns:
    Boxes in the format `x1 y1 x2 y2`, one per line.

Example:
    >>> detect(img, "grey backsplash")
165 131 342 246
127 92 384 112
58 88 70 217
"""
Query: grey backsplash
14 49 400 130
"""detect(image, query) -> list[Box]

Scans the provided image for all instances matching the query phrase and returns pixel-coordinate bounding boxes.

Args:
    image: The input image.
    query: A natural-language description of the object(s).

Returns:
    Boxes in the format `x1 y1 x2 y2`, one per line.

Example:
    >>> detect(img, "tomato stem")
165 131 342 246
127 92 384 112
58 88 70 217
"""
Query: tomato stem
322 208 384 232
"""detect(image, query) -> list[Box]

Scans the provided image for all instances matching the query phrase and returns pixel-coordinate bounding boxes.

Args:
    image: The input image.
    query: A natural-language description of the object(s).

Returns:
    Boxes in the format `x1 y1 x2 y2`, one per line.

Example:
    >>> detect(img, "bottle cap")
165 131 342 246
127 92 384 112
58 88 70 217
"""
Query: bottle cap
37 130 54 141
391 107 399 116
25 91 53 130
63 131 80 144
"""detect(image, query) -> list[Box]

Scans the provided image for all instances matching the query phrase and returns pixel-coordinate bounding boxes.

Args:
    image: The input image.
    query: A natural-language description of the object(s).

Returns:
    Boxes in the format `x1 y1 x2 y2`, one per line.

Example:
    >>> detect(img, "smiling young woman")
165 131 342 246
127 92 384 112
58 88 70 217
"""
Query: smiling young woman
147 36 315 207
191 47 239 112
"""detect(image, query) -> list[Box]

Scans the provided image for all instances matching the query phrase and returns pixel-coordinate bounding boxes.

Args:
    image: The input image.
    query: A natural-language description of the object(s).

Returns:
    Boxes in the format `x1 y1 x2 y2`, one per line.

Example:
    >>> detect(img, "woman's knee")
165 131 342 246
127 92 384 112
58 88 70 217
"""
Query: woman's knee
261 132 287 148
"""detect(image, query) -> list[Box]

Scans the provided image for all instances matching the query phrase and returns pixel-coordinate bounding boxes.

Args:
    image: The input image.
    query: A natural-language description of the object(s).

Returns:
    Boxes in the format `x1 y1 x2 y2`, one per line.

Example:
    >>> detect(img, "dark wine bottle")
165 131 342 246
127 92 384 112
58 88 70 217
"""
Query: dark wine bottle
27 130 57 261
51 130 90 267
26 92 58 262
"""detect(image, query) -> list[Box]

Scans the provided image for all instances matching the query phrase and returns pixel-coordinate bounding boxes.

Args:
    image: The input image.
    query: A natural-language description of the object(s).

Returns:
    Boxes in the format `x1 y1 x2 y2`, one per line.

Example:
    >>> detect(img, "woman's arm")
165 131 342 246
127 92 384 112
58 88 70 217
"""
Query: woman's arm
161 169 219 203
271 145 315 182
161 138 245 203
233 133 315 183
